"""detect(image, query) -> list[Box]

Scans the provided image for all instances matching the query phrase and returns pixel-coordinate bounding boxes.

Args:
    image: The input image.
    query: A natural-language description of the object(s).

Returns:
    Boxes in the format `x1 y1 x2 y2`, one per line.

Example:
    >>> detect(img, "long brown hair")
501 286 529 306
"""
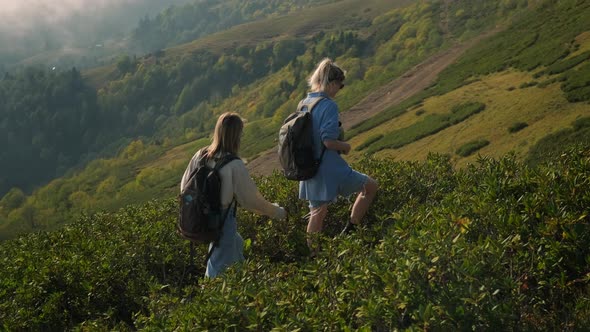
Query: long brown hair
205 112 243 159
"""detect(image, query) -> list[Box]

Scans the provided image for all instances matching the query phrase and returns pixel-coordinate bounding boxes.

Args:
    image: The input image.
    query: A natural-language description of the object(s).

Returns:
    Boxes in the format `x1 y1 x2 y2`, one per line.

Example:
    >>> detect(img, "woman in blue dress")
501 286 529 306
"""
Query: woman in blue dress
181 113 287 278
299 58 379 252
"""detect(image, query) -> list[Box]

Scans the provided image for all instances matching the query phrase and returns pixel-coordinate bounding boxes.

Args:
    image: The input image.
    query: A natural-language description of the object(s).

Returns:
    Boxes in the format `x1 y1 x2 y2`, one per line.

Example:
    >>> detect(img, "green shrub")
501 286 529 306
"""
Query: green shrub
519 81 538 89
561 62 590 102
448 102 486 123
546 50 590 75
572 116 590 131
527 117 590 166
456 139 490 157
508 122 528 133
365 102 486 153
0 200 190 330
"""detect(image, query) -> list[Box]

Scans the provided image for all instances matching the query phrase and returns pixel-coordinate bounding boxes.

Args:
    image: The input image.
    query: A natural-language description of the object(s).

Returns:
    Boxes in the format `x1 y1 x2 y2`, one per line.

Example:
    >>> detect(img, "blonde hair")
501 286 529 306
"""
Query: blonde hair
308 58 346 92
205 112 243 159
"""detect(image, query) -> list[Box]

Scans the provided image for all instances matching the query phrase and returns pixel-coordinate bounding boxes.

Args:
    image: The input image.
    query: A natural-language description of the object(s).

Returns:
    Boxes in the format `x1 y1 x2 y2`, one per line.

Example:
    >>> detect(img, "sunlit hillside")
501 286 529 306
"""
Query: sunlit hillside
351 69 589 167
0 0 464 238
1 0 588 241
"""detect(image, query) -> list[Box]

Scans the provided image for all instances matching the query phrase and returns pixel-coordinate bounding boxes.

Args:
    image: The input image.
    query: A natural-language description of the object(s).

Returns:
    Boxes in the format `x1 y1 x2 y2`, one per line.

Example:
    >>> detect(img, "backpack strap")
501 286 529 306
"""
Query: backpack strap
297 96 325 113
297 96 327 162
185 148 209 184
204 198 237 265
213 153 239 171
187 150 237 181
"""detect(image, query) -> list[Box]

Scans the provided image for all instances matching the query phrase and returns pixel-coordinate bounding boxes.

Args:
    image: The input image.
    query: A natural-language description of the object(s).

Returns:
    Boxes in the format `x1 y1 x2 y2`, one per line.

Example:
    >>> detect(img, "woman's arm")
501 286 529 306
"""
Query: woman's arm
232 160 286 219
323 139 351 154
319 101 349 154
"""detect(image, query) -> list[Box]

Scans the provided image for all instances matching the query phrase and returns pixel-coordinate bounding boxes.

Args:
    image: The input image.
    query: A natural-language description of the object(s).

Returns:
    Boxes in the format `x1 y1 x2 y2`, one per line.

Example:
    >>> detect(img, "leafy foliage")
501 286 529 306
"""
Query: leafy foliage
2 146 589 330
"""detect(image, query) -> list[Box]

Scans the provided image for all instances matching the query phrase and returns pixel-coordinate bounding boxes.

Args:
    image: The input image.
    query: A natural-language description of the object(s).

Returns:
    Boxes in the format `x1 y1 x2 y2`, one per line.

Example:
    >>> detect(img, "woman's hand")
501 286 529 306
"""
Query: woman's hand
272 203 287 220
324 139 351 155
340 142 351 155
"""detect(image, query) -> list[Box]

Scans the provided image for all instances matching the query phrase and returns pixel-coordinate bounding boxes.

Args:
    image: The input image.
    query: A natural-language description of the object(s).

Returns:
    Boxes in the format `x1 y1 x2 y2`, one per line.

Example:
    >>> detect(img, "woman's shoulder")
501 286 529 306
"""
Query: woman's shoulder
318 97 337 107
316 98 338 118
221 156 245 172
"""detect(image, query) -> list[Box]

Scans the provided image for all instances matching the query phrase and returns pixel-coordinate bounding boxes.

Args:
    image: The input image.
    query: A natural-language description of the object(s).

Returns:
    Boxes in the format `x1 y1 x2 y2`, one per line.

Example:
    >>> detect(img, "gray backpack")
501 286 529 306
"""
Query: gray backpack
278 97 325 180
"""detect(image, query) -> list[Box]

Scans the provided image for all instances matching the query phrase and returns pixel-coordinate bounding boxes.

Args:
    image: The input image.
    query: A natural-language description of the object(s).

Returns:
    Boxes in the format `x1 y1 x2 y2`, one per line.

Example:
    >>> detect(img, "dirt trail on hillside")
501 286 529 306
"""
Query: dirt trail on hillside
247 28 501 176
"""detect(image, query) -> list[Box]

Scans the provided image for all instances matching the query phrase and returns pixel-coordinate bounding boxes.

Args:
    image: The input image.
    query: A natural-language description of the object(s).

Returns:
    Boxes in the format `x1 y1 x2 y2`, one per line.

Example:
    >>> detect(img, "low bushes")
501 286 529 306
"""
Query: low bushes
1 146 589 330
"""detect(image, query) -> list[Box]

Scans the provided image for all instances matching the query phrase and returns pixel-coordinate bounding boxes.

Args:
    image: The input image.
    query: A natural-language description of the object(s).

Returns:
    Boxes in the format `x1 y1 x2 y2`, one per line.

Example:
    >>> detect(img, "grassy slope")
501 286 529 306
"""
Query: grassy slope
348 67 590 167
346 0 590 166
86 0 425 187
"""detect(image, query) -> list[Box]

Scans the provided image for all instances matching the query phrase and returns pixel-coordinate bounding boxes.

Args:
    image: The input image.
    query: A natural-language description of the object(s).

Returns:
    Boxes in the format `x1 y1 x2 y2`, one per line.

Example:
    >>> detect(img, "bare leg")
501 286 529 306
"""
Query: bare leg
307 204 328 254
350 177 378 225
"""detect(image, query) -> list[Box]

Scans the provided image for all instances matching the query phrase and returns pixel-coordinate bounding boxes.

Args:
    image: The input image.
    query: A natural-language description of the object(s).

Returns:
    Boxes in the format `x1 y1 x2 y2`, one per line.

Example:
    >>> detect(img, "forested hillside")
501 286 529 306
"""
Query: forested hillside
2 0 344 70
130 0 339 52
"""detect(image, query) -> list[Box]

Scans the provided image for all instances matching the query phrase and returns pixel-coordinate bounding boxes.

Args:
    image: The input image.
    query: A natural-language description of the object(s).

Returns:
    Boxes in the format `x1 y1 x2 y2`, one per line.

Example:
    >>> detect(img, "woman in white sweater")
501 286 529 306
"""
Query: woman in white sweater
181 112 287 278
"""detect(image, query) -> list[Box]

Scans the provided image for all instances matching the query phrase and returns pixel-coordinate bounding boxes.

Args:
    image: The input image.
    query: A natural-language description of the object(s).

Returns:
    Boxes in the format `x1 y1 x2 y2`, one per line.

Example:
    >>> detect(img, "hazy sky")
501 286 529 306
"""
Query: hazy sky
0 0 141 35
0 0 187 58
